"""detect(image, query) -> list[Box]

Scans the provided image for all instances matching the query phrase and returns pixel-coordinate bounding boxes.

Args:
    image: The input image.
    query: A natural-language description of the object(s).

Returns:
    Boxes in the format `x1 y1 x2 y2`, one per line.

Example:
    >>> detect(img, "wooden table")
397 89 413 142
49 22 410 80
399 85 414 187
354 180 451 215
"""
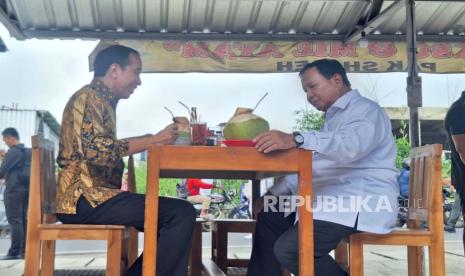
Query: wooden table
142 145 313 276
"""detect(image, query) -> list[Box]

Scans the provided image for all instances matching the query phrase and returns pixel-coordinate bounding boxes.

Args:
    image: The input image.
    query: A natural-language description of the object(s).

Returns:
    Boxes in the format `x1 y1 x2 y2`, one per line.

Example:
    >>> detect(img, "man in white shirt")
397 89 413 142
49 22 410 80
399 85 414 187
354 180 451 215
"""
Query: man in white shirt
247 59 399 276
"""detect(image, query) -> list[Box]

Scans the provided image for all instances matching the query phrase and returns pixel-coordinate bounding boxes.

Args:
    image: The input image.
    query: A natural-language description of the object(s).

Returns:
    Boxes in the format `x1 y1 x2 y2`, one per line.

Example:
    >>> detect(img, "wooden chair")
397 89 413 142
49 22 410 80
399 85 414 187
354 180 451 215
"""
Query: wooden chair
24 136 138 276
211 219 256 275
347 144 445 276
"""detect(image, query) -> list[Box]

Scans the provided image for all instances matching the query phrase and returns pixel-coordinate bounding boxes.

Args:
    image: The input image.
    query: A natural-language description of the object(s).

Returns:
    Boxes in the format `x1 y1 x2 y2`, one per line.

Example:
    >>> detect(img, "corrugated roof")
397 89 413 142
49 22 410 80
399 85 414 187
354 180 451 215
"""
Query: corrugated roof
0 108 61 136
1 0 464 42
378 1 465 36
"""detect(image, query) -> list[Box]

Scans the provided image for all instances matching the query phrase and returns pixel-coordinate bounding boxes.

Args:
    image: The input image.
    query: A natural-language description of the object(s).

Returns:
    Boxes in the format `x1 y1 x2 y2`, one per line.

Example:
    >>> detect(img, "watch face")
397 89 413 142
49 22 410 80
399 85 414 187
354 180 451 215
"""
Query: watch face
294 132 304 144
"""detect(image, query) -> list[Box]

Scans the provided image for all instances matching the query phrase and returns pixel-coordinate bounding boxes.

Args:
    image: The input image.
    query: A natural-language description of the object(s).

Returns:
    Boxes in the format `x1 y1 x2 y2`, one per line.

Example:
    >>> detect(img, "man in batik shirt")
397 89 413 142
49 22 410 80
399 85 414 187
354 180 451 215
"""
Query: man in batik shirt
56 45 196 276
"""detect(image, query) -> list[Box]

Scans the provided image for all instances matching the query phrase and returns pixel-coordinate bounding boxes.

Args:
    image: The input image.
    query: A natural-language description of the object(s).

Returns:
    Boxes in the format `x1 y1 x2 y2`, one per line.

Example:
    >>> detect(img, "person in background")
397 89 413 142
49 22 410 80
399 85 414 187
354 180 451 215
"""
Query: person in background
398 159 410 198
186 178 216 218
444 91 465 250
0 128 31 260
121 171 129 191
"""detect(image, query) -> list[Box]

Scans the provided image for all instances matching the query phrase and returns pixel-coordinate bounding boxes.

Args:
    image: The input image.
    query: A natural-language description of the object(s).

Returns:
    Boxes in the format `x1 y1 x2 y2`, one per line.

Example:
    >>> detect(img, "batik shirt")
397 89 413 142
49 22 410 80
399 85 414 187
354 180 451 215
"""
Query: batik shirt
56 79 129 214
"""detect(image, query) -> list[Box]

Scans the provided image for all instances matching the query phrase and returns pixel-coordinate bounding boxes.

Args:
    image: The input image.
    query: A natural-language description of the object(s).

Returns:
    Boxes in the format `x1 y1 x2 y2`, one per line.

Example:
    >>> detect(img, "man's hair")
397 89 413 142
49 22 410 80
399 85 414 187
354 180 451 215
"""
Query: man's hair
2 127 19 140
93 45 140 77
299 59 351 87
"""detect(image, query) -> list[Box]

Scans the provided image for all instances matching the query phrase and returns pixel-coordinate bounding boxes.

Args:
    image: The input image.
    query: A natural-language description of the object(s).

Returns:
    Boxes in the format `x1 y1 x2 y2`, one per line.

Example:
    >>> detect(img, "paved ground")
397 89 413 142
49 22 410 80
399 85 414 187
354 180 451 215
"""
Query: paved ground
0 230 463 275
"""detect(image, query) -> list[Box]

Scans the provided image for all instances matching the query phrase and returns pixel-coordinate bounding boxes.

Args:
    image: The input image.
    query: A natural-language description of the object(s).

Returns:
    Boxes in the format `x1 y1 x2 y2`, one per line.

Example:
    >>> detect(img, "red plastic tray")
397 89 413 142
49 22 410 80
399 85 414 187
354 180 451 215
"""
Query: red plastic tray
223 140 257 147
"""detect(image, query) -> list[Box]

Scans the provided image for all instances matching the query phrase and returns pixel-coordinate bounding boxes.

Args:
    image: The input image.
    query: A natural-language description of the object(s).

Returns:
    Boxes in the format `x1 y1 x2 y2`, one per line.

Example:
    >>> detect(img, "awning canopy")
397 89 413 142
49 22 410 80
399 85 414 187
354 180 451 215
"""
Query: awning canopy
89 39 465 73
0 0 457 146
1 0 464 42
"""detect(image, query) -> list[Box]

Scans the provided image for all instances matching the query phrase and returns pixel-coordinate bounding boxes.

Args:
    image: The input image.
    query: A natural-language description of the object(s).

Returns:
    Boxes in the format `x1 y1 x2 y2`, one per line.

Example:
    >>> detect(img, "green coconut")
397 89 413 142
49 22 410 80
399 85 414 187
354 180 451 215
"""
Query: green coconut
223 108 270 140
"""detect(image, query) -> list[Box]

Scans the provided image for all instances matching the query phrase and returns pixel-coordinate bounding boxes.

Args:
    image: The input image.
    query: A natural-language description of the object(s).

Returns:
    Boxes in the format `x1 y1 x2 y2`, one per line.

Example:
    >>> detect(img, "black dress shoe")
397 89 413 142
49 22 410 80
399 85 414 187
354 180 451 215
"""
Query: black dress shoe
0 254 23 260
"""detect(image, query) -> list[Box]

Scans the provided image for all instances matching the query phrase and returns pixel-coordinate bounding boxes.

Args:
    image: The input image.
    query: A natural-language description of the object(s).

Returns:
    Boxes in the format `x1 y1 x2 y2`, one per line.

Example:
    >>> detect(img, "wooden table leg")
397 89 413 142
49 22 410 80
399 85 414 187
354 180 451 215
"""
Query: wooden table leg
298 151 313 276
190 220 203 276
252 180 260 220
143 147 161 276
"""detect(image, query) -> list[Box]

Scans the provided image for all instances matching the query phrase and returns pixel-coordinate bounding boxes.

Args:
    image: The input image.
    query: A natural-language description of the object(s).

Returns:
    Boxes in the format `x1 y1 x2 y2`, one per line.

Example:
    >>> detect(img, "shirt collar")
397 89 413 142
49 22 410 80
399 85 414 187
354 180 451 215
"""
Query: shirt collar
90 79 119 107
328 89 360 112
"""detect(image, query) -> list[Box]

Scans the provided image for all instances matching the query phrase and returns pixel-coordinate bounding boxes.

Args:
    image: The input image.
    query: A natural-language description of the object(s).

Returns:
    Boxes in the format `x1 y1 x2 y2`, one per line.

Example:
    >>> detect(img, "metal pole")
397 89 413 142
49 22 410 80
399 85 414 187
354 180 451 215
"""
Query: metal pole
405 1 425 275
406 0 422 148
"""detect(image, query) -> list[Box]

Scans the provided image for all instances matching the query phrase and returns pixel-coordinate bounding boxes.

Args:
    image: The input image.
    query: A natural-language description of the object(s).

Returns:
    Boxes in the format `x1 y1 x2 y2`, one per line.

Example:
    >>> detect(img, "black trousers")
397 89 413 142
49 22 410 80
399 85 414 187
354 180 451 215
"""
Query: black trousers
247 210 357 276
57 192 196 276
4 190 29 256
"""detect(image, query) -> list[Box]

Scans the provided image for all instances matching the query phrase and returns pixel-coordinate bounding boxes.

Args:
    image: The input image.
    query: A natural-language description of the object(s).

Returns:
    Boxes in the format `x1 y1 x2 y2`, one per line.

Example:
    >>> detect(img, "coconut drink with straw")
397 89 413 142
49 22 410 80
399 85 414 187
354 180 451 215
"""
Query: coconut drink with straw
223 93 270 142
174 116 190 145
164 106 190 145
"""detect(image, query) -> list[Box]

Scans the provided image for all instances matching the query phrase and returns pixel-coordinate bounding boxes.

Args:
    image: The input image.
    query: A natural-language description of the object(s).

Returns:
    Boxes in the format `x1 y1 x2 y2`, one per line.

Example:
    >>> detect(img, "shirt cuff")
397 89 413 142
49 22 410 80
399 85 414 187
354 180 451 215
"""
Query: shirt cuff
301 130 319 151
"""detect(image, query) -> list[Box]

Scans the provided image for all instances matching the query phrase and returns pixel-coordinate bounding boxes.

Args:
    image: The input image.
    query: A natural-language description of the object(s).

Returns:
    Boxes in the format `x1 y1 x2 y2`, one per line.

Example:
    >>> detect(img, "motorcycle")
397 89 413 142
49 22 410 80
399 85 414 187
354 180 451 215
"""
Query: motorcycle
209 184 251 220
176 181 251 220
227 183 251 219
396 186 463 228
443 187 464 228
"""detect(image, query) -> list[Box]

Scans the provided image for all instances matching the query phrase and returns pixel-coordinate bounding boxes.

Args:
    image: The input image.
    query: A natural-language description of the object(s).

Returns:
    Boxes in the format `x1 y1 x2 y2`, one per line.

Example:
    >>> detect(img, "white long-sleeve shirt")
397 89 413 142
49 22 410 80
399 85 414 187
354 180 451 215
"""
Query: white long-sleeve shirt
270 90 399 234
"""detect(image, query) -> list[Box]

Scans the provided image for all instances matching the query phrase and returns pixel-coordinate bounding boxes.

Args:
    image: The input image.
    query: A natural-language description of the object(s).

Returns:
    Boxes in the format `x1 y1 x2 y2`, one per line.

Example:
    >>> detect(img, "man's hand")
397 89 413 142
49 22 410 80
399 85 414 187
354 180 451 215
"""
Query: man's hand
253 130 296 153
153 123 179 145
0 150 5 159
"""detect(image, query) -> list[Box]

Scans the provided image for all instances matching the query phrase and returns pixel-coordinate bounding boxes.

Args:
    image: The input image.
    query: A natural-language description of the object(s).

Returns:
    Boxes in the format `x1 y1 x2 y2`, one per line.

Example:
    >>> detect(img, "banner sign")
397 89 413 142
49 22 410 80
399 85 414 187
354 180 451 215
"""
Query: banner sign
90 40 465 73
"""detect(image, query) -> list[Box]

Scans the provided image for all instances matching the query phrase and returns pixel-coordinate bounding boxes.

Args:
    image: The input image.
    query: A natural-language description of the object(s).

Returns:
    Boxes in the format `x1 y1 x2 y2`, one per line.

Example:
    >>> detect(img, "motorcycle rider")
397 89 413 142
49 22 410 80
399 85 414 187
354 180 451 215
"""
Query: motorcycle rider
186 178 216 218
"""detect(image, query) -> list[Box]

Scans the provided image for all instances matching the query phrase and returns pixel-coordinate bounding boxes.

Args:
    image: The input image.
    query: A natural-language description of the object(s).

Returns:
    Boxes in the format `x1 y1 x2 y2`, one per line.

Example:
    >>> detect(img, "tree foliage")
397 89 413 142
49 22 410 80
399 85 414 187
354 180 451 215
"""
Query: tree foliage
293 109 324 131
395 121 411 169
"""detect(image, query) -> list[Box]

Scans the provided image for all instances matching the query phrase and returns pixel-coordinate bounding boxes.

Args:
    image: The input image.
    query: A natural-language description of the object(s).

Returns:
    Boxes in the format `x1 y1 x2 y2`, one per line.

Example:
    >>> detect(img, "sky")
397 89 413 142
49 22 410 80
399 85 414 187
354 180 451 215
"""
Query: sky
1 24 464 144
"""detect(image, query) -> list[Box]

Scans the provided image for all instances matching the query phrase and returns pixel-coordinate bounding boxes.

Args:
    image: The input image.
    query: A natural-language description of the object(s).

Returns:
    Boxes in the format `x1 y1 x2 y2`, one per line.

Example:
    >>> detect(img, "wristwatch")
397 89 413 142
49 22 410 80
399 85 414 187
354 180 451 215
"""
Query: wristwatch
292 131 304 148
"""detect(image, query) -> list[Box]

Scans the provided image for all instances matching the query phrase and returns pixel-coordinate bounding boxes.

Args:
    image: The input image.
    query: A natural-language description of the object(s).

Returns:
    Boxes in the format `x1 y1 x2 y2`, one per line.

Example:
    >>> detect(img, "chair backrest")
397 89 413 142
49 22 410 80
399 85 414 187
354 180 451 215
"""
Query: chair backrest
126 155 136 193
27 135 137 226
27 136 57 226
407 144 443 229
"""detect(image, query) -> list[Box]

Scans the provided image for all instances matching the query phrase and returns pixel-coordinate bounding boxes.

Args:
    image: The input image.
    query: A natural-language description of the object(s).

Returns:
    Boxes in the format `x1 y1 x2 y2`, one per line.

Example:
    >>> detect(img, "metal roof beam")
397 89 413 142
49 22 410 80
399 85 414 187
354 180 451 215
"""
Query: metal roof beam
367 0 385 21
355 0 385 26
366 34 465 42
20 29 465 42
0 5 25 40
22 30 349 41
346 0 384 45
345 0 405 43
